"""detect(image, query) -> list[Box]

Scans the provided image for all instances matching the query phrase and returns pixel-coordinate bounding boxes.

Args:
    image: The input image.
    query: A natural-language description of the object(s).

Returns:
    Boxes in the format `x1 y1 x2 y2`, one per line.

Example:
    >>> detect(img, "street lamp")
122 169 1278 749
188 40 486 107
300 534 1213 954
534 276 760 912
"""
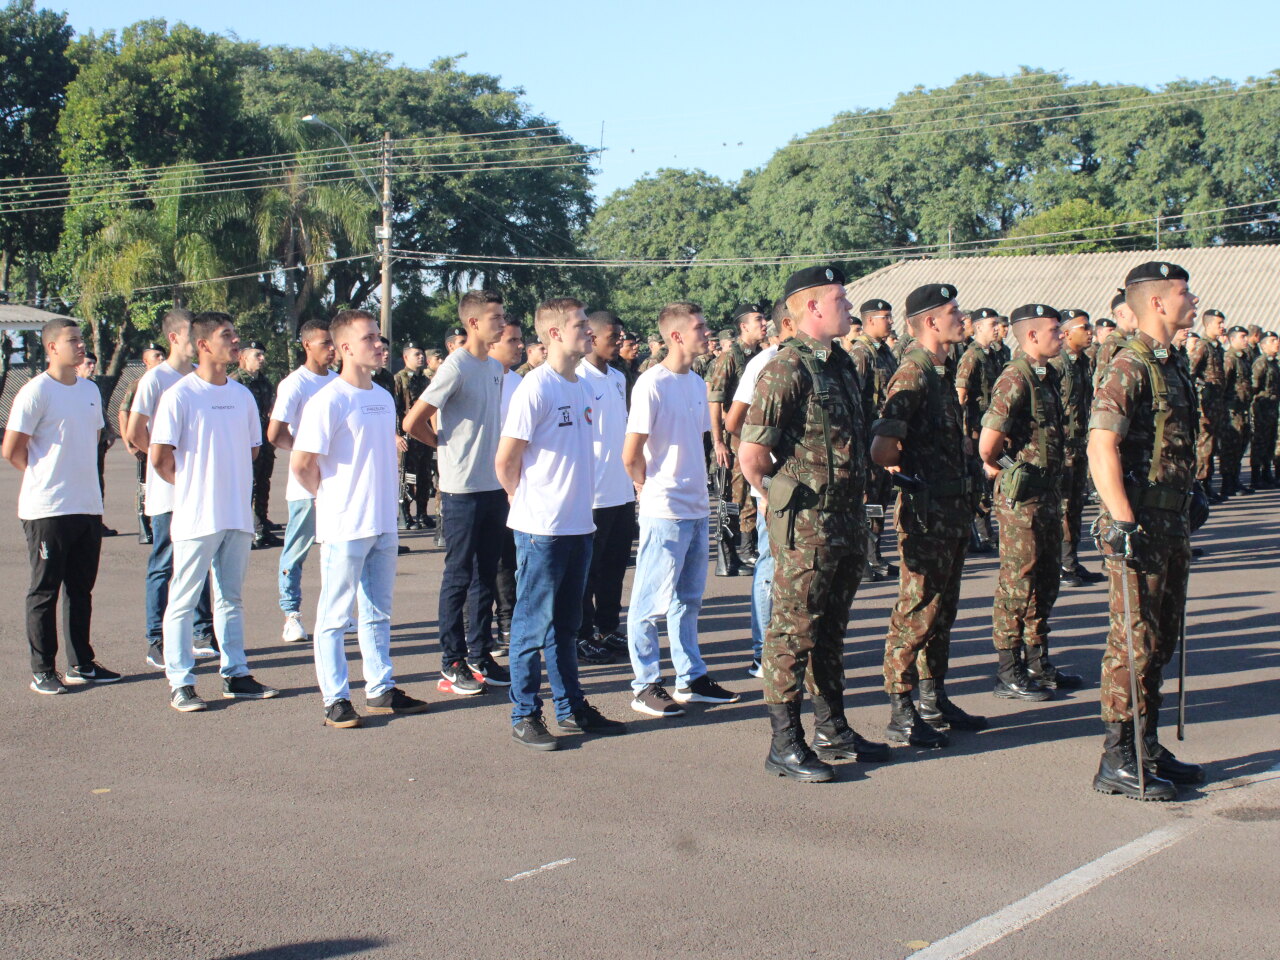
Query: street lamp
301 115 394 341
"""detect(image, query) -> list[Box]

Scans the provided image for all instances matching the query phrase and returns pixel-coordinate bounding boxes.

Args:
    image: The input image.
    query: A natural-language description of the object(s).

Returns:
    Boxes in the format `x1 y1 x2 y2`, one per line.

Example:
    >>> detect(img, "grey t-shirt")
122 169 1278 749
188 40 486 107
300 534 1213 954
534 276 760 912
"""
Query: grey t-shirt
421 348 503 493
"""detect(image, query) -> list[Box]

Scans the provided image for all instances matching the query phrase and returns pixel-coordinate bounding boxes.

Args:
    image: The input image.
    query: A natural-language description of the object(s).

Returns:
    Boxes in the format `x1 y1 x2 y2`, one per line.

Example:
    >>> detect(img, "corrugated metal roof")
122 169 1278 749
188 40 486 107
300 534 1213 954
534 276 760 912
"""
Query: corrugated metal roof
845 245 1280 335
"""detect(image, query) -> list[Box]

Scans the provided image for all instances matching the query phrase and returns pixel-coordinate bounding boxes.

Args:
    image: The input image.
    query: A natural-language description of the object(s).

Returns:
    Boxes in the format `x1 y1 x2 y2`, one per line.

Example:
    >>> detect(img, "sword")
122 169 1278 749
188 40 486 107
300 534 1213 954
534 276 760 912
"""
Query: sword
1177 610 1187 742
1115 549 1146 796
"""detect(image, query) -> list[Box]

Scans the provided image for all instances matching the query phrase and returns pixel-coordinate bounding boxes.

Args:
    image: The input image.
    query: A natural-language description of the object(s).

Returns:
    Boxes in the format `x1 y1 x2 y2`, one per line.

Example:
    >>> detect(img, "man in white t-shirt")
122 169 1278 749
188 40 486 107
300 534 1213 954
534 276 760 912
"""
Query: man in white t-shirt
576 310 636 665
291 310 429 728
623 301 741 719
496 298 627 749
151 312 278 712
267 319 336 644
126 308 216 669
3 319 120 694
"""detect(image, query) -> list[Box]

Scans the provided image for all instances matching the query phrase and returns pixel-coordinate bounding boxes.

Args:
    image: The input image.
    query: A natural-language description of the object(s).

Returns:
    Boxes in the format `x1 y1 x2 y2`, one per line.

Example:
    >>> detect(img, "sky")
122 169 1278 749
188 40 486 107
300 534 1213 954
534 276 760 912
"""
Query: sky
59 0 1280 200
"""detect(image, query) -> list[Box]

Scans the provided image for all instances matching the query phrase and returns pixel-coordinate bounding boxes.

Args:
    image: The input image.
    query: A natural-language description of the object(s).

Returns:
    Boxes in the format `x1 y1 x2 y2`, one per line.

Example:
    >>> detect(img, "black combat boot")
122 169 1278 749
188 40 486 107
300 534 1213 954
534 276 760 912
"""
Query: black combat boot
1059 564 1085 587
764 702 834 782
1142 712 1206 785
1093 721 1178 800
885 693 949 748
1073 563 1105 584
811 693 891 762
993 647 1051 701
739 534 759 565
1025 642 1084 690
918 678 989 731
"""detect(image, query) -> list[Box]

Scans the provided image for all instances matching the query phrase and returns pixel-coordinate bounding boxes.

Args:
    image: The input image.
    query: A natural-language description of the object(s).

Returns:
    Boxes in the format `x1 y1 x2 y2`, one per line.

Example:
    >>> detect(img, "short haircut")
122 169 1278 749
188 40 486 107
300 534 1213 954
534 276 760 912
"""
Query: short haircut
330 309 377 344
161 307 194 339
1124 279 1179 316
1248 324 1262 336
191 311 233 344
535 298 585 342
657 301 702 339
40 318 79 346
771 297 790 328
426 348 444 360
587 309 622 333
458 289 503 321
299 318 330 342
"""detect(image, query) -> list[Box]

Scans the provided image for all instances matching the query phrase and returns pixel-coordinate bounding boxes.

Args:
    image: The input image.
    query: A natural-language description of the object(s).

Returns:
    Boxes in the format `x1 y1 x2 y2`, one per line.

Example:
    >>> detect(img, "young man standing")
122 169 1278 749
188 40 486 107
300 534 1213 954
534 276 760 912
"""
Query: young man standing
623 301 739 718
292 310 429 728
267 320 336 644
4 319 120 693
151 313 278 712
496 298 627 748
119 341 166 545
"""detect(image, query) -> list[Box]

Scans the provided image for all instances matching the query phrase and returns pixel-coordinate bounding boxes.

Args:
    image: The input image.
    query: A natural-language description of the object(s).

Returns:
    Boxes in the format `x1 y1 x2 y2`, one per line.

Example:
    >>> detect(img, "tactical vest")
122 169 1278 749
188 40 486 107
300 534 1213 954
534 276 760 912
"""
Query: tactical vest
785 339 862 502
902 348 973 499
1119 338 1196 513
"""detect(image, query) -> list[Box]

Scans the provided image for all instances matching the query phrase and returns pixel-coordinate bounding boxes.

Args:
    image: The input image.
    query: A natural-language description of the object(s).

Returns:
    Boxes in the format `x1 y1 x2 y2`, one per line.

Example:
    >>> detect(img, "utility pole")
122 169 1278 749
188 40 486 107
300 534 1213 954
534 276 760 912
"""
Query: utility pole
1156 213 1162 251
378 131 393 341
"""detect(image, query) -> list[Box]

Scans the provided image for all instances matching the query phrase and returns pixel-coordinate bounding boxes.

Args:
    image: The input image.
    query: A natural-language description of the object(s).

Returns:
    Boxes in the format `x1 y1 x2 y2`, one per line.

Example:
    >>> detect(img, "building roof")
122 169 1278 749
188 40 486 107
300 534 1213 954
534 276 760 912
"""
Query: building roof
0 304 83 331
845 244 1280 334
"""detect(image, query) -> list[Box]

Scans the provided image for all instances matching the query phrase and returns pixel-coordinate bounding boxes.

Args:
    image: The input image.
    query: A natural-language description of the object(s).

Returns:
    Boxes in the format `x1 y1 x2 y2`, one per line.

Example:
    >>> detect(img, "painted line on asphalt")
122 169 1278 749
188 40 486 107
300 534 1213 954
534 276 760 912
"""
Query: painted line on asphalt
504 858 576 882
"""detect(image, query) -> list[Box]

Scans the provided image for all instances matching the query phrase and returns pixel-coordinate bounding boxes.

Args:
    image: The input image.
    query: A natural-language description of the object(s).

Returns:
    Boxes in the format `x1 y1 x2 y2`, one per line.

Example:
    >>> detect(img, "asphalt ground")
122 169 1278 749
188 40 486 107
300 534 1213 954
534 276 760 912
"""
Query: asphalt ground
1 453 1277 960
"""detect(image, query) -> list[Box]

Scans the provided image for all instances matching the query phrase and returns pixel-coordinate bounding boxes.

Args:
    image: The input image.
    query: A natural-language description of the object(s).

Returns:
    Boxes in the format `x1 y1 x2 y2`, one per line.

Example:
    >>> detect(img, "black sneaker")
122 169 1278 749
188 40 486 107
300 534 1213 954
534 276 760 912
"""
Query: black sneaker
577 637 614 665
323 699 362 728
631 682 685 718
146 641 165 670
30 671 67 695
170 685 207 712
365 687 429 715
672 674 740 704
512 713 558 751
439 660 484 696
469 654 510 687
193 635 219 659
597 631 629 653
65 662 121 685
558 701 627 736
222 675 279 699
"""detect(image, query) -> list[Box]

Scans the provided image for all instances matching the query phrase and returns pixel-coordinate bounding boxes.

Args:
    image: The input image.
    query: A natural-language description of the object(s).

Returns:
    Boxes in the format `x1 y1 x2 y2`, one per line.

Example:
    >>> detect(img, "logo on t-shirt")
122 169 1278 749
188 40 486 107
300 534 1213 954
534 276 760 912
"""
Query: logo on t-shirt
362 403 390 415
557 405 575 427
584 405 593 424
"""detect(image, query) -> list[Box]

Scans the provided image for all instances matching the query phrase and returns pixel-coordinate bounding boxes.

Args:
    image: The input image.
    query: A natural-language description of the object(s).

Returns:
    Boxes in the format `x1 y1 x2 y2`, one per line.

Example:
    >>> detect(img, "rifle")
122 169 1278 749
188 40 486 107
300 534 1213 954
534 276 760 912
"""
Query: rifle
713 465 741 577
135 454 151 544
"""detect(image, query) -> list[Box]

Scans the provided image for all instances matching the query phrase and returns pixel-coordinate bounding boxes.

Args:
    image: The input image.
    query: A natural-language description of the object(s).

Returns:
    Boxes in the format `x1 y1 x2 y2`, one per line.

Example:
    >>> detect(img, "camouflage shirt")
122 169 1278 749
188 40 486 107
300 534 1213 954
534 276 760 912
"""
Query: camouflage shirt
372 368 395 395
233 370 275 435
981 358 1065 477
955 342 1003 438
393 368 430 432
1091 332 1132 392
891 333 916 364
1224 349 1253 410
1186 335 1226 407
846 334 897 429
1251 355 1280 404
993 340 1012 367
706 339 757 405
639 347 667 373
1049 348 1092 451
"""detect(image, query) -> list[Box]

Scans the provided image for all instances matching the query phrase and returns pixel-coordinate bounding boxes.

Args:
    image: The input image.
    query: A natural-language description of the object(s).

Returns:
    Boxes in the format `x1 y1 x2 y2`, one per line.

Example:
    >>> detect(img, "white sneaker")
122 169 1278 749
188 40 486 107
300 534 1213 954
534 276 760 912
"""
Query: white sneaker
282 613 309 643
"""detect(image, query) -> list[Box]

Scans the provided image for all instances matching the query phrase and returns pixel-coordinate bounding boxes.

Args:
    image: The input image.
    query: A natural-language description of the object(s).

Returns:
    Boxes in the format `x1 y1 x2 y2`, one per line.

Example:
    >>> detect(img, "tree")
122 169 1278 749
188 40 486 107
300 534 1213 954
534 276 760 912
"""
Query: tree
992 199 1126 255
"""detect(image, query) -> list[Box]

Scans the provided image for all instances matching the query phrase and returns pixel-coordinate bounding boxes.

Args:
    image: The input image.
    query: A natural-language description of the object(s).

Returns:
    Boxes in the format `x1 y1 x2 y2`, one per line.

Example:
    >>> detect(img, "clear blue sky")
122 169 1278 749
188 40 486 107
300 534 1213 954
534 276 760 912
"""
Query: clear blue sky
60 0 1280 200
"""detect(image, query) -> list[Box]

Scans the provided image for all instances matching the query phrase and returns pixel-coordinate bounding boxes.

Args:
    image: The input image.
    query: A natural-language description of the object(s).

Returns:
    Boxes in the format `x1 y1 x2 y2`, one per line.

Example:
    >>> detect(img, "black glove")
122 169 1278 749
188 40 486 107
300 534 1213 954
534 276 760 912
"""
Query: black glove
1100 519 1139 558
891 472 927 493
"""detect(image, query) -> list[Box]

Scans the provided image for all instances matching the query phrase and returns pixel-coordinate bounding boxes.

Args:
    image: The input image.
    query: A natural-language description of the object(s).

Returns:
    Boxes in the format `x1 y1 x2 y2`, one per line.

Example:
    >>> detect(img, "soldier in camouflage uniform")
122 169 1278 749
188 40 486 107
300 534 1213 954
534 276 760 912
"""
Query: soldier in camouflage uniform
955 307 1004 553
739 265 890 782
1219 324 1254 496
871 283 987 749
980 304 1084 704
1088 260 1205 801
845 298 898 581
992 317 1012 367
1053 310 1104 587
709 305 767 564
394 341 435 529
639 334 666 374
1084 318 1109 374
234 340 279 549
1185 309 1228 500
1091 291 1136 392
1252 331 1280 488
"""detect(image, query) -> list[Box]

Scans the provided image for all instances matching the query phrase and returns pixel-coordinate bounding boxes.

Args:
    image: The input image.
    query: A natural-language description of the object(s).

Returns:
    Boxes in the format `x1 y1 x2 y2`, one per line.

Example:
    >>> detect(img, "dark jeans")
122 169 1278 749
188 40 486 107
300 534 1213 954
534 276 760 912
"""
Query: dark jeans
579 502 636 640
438 489 508 668
144 511 214 644
23 514 102 673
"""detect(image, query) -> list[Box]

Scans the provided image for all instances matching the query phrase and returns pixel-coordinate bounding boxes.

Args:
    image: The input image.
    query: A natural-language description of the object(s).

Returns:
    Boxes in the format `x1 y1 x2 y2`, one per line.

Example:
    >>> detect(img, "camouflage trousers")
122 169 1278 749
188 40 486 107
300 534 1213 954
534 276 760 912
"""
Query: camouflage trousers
729 441 756 536
1195 399 1225 483
1218 407 1250 484
762 511 865 704
1096 516 1191 723
992 497 1062 650
883 530 967 693
1059 452 1089 568
865 465 894 554
400 440 434 514
251 444 275 531
1251 405 1277 478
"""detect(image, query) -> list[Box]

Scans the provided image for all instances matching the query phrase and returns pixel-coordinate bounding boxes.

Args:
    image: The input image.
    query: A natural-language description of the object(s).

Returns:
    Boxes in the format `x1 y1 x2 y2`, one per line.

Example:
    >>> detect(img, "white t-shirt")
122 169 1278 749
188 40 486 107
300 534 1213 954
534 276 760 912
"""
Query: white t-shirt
6 373 104 520
270 366 337 501
576 358 634 509
503 364 597 536
293 378 399 544
420 349 503 494
151 375 261 541
500 368 522 425
626 364 710 520
130 362 191 516
733 343 781 501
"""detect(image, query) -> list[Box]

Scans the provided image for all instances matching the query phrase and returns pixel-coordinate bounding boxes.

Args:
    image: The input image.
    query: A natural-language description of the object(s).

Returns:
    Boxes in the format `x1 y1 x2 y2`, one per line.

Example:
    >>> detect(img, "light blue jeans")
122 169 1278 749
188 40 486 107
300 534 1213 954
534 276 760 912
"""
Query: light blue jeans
626 515 709 694
278 498 316 614
313 533 397 706
750 518 774 662
164 529 252 689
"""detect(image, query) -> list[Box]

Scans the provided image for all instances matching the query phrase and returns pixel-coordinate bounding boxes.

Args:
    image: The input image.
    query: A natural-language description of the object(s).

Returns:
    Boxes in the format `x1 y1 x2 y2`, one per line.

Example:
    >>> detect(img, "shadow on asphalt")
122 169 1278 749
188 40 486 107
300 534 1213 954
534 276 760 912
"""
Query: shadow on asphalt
210 938 385 960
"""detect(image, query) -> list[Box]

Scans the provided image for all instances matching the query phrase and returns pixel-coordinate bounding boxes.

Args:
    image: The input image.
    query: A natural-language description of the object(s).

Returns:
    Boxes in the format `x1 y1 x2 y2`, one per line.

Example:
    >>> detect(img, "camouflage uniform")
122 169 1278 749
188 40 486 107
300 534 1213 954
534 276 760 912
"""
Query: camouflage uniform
992 339 1012 369
638 347 666 373
1091 332 1131 392
846 334 897 571
955 341 1003 545
891 333 916 364
1051 347 1093 571
234 368 276 535
372 367 395 394
708 339 760 540
1220 347 1252 493
1185 334 1226 486
393 367 434 525
1251 352 1280 484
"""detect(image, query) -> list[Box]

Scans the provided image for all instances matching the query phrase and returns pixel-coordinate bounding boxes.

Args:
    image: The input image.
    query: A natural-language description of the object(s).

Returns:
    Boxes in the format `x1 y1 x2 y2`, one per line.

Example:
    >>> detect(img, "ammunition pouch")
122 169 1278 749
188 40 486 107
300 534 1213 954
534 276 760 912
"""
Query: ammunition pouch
1124 477 1193 515
765 474 820 550
998 462 1058 504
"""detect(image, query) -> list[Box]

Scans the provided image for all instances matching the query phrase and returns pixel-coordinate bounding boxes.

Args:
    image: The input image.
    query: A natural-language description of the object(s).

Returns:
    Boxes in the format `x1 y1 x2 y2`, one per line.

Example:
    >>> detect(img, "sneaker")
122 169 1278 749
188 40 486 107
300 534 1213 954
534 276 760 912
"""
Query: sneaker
170 685 207 712
597 631 629 653
64 662 121 685
469 653 510 687
577 637 614 665
146 641 165 670
282 612 309 643
222 675 279 700
672 674 740 704
193 635 219 658
512 713 558 751
323 699 362 728
365 687 429 715
439 660 484 696
558 701 627 736
747 658 763 679
30 671 67 695
631 682 685 718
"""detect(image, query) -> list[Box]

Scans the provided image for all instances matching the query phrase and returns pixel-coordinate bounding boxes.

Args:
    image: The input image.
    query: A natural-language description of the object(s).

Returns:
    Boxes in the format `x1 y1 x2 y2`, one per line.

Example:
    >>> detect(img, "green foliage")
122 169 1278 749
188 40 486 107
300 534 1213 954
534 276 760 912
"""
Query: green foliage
993 199 1126 255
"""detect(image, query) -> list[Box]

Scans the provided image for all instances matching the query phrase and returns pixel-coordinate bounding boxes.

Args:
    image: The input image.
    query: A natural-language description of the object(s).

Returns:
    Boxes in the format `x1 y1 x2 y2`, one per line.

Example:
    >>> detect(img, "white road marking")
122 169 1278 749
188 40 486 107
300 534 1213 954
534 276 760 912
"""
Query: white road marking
504 858 576 882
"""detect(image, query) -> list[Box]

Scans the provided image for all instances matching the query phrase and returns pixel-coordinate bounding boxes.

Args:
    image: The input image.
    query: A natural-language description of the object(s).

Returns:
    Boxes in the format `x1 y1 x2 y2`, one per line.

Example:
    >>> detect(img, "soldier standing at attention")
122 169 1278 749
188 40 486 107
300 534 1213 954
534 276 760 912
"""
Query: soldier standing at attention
871 284 987 748
1088 260 1203 801
955 308 1003 554
1187 309 1227 501
979 304 1082 703
393 340 434 530
1251 331 1280 488
739 266 890 782
1219 325 1254 497
992 317 1012 367
845 299 898 582
1092 292 1136 392
234 341 280 549
1054 311 1104 587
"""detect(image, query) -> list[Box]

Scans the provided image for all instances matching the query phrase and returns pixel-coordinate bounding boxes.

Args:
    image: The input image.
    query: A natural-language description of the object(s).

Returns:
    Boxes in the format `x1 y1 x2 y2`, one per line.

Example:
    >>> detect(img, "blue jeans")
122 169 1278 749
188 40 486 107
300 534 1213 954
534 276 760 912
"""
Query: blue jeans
626 515 709 694
438 489 508 668
508 532 592 723
278 499 316 615
314 533 397 705
750 518 774 662
164 530 253 689
144 511 213 644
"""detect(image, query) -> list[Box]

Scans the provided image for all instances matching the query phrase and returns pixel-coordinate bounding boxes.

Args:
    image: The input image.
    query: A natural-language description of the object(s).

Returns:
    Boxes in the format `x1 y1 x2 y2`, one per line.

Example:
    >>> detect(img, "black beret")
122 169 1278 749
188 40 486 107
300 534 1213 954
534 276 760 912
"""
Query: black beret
848 315 864 325
732 302 766 320
447 326 467 339
144 341 165 352
1110 290 1127 311
860 299 892 314
620 330 636 341
1124 261 1189 286
905 283 958 317
245 340 266 351
1202 309 1225 320
783 264 846 300
1227 325 1249 336
1095 317 1117 329
969 307 1000 321
1009 304 1062 325
402 339 423 350
1062 308 1090 321
1263 331 1279 341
